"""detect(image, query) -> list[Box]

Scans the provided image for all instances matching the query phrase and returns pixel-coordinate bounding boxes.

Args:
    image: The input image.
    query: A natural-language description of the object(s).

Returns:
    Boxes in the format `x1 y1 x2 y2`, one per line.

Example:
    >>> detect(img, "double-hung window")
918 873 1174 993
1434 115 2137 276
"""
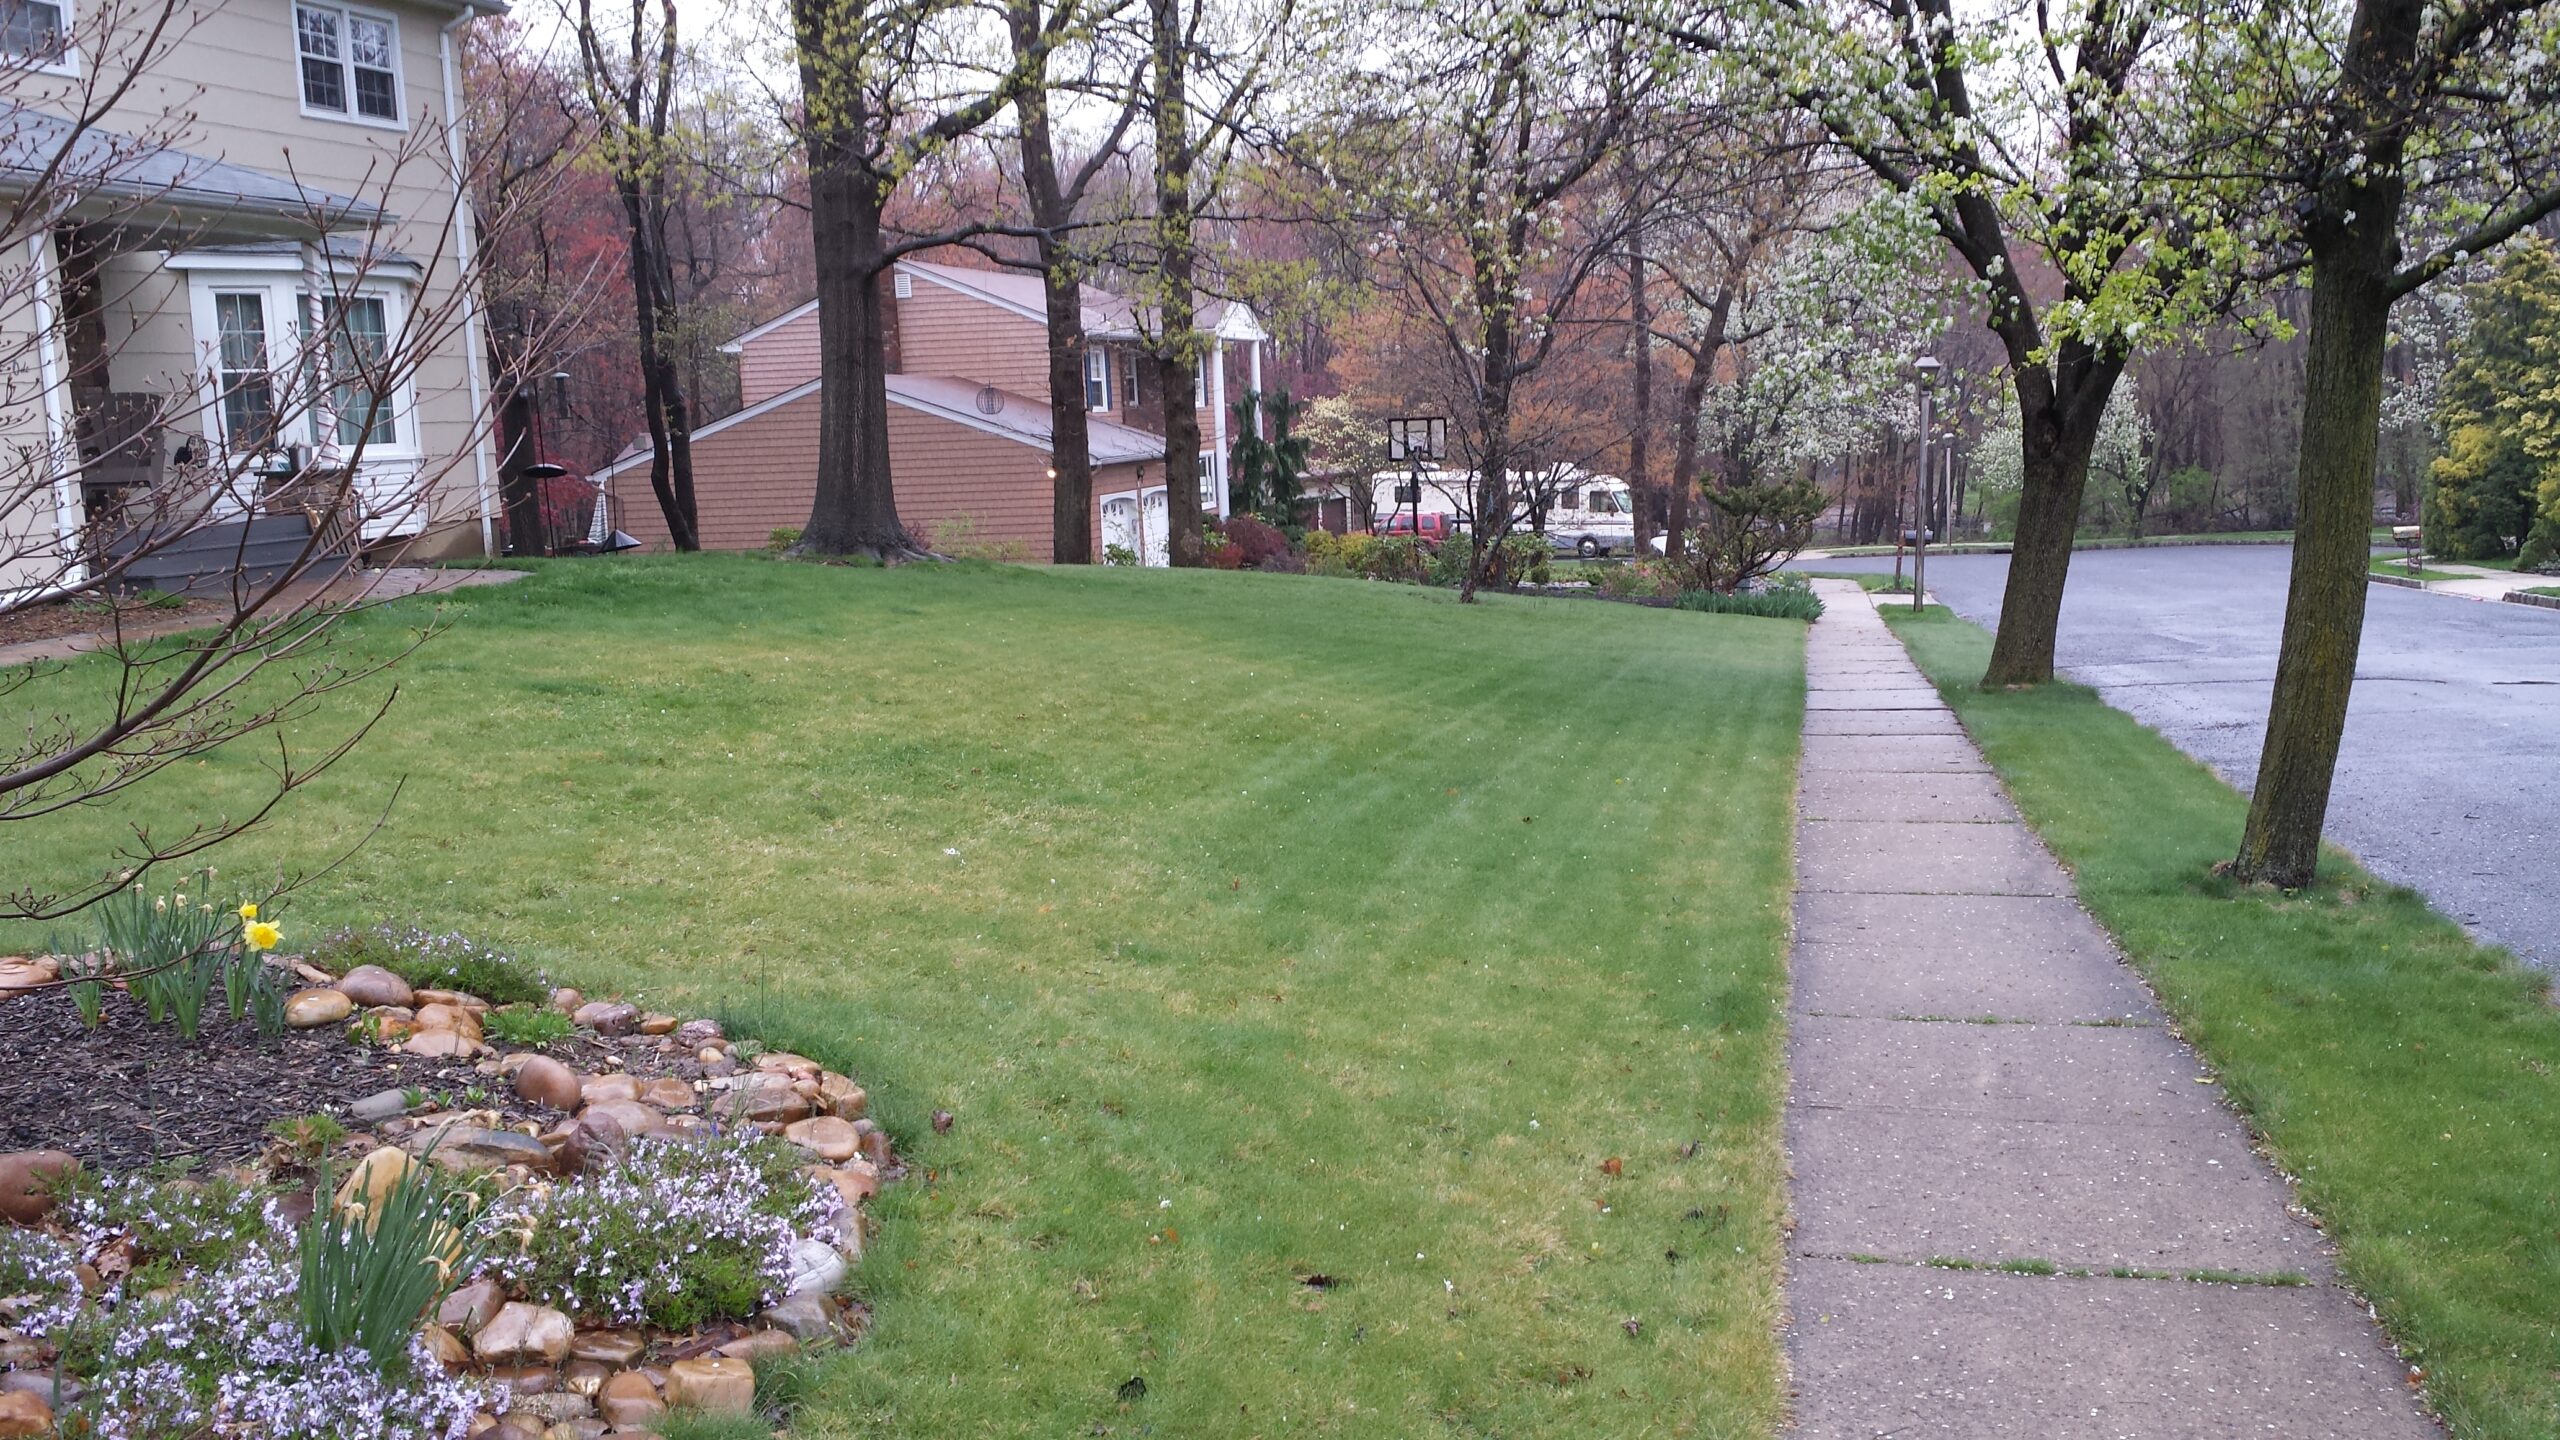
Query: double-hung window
213 292 279 449
325 295 396 448
297 2 400 123
1083 347 1111 412
1 0 68 64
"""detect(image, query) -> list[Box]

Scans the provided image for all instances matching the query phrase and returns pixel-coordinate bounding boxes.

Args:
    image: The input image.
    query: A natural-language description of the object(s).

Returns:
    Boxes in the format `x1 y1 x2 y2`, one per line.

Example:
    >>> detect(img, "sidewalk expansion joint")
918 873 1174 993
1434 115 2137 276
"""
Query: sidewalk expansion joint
1794 1251 2314 1288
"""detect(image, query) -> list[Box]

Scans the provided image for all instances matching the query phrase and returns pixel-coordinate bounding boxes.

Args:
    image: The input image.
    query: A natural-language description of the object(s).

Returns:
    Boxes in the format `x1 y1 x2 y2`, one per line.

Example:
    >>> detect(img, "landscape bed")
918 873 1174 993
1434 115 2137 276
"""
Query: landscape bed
1885 603 2560 1440
4 557 1811 1437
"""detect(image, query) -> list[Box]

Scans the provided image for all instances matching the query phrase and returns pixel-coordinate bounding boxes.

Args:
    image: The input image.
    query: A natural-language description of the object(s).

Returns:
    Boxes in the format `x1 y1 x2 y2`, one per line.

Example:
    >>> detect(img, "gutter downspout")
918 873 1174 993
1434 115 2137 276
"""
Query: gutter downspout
439 3 497 557
31 231 81 590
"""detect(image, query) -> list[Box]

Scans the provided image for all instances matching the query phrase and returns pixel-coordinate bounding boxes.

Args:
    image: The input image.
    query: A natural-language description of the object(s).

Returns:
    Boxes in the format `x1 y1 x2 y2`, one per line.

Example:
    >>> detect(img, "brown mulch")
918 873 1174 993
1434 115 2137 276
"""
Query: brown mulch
0 593 225 649
0 988 490 1173
0 979 728 1175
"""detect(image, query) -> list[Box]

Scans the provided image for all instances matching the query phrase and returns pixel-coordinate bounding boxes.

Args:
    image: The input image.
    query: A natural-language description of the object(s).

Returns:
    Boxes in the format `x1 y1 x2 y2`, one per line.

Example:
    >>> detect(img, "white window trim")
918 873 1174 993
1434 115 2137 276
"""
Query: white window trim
1084 346 1111 413
5 0 79 75
294 0 407 130
182 266 421 465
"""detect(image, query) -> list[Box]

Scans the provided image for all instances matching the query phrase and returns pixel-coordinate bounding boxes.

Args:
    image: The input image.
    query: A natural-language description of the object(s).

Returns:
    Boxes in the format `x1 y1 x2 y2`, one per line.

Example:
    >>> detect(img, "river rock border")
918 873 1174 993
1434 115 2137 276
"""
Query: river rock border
0 957 893 1438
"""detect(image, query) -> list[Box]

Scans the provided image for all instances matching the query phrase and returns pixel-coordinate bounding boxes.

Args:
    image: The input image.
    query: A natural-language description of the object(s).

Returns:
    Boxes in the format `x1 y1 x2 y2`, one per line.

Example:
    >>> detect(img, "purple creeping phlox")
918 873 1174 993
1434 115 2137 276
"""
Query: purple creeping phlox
488 1130 841 1327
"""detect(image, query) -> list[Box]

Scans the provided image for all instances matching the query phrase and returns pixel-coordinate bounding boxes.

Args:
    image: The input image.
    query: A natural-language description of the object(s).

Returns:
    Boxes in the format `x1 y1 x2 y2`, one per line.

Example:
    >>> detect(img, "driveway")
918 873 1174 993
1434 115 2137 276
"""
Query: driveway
1795 545 2560 971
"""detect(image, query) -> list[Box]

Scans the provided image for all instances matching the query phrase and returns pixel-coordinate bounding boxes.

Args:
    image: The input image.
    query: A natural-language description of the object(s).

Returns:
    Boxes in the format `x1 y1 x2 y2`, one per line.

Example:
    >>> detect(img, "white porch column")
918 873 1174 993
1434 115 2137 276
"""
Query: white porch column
1249 339 1264 439
30 231 80 589
1208 339 1228 516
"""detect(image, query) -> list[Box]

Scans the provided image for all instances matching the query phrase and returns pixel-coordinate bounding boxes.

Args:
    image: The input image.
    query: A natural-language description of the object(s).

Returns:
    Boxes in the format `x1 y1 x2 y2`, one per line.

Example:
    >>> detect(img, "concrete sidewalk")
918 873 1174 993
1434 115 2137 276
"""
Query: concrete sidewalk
0 566 527 669
1782 581 2436 1438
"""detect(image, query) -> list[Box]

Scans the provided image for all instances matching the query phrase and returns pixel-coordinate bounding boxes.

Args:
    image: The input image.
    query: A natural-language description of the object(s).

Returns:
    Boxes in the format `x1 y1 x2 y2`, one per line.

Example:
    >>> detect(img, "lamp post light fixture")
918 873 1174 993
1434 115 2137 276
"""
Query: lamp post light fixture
1911 356 1942 610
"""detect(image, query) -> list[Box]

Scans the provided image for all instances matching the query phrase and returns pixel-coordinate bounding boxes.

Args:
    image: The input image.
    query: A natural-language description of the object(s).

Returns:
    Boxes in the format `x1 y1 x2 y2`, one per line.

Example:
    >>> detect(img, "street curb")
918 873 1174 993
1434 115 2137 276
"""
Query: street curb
2369 574 2425 590
2502 590 2560 612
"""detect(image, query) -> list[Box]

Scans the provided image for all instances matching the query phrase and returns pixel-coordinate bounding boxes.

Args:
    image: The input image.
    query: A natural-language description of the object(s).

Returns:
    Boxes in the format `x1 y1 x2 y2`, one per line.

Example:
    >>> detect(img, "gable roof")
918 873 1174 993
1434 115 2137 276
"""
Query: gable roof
587 373 1166 483
718 258 1266 354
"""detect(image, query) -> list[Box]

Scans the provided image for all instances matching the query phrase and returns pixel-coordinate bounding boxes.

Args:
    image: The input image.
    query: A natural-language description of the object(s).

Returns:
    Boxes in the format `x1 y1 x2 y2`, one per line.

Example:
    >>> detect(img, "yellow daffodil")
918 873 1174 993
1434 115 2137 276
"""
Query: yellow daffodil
238 901 258 920
244 920 282 951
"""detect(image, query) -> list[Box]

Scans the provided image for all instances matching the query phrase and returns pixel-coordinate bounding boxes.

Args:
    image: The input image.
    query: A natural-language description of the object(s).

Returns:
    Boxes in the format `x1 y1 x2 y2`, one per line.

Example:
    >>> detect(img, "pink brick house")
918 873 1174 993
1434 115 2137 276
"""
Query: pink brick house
592 258 1268 563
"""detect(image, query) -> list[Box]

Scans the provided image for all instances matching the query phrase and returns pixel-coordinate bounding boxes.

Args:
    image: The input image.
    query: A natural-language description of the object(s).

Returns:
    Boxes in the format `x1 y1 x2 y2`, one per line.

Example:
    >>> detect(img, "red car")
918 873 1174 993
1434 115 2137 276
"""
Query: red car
1374 512 1465 547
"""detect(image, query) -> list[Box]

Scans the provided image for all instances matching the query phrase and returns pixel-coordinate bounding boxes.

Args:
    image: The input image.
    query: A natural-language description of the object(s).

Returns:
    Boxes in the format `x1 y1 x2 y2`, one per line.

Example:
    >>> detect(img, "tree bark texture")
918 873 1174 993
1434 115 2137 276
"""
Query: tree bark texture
1010 4 1092 565
1981 361 2115 683
2232 0 2418 885
1626 243 1655 555
792 58 921 560
1151 0 1204 567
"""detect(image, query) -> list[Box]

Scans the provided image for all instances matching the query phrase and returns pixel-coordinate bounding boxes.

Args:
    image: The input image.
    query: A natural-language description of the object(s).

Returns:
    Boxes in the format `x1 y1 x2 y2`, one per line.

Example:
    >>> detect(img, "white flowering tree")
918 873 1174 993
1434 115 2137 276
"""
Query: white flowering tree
1647 0 2242 685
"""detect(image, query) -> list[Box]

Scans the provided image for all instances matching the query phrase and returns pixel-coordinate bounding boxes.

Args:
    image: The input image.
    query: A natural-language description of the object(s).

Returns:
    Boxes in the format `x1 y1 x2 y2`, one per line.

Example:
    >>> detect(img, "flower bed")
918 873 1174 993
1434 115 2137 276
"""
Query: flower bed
0 893 890 1438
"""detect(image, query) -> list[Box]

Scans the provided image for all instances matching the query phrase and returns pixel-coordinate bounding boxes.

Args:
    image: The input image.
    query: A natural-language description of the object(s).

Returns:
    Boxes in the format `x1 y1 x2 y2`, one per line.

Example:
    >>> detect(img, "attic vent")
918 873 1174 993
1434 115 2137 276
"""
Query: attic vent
975 384 1004 415
893 271 913 299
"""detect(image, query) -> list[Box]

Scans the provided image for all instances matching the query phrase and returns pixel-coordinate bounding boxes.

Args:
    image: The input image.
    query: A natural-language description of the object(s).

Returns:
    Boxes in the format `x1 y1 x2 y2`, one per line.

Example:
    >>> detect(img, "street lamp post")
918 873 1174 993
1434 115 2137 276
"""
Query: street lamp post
1911 356 1942 610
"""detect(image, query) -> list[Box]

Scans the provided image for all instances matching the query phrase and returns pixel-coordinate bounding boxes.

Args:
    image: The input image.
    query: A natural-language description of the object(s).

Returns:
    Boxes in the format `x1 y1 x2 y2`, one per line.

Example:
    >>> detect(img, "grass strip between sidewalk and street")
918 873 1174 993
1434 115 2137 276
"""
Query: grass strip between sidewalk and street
1883 603 2560 1440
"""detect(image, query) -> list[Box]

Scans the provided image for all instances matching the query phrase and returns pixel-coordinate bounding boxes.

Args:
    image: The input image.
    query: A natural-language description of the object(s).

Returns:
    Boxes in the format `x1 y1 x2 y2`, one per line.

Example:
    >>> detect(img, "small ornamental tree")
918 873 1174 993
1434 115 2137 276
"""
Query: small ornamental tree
1228 388 1311 526
2424 237 2560 566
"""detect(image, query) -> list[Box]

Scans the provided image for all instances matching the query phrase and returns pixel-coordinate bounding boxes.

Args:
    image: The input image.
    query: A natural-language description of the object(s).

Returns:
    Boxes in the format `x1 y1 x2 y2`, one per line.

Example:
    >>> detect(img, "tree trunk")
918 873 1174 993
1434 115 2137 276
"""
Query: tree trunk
618 182 698 551
1151 0 1204 567
1627 245 1654 555
2231 0 2418 886
1664 353 1711 557
1011 4 1092 565
1982 365 2115 684
794 102 920 560
1042 265 1094 565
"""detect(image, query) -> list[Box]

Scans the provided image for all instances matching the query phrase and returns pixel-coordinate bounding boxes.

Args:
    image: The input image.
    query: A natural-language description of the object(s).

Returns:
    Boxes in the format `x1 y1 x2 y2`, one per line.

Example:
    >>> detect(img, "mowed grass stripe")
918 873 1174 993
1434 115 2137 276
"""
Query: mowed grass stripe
5 557 1803 1438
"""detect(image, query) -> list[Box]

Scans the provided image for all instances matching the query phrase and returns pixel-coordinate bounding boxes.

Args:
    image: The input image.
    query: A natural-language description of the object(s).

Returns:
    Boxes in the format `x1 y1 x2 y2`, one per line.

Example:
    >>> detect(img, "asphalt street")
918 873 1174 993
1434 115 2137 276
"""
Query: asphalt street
1795 545 2560 971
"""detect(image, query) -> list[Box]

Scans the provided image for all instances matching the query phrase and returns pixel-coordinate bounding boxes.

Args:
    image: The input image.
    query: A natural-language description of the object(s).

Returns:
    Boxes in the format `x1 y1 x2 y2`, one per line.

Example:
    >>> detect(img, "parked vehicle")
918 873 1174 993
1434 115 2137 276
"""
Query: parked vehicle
1543 481 1639 557
1375 511 1467 547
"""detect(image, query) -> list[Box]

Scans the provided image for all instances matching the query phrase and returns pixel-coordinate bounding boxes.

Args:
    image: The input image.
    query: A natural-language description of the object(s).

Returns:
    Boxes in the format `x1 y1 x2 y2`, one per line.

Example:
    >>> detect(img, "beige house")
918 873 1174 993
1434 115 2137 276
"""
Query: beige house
599 257 1269 564
0 0 501 597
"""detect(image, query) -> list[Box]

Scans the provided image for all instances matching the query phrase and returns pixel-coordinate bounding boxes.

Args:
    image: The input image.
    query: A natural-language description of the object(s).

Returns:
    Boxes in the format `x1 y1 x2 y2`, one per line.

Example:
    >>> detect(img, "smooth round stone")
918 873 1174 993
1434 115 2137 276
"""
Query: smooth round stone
664 1356 754 1413
284 988 353 1028
0 1150 78 1225
641 1077 698 1110
336 964 415 1008
474 1302 575 1365
579 1099 669 1140
580 1073 642 1106
782 1116 861 1162
514 1057 584 1111
402 1028 477 1059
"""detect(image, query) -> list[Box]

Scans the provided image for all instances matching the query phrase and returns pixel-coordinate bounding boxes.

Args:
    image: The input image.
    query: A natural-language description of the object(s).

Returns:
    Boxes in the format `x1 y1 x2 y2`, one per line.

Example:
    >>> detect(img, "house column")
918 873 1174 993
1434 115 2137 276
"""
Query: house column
1249 339 1263 440
29 231 80 589
1208 339 1228 517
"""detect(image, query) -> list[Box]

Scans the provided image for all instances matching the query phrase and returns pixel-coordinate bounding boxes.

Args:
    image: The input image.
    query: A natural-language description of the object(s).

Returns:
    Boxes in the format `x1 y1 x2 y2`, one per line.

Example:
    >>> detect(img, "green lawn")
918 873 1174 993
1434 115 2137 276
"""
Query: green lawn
1885 605 2560 1440
2368 554 2468 582
7 557 1806 1438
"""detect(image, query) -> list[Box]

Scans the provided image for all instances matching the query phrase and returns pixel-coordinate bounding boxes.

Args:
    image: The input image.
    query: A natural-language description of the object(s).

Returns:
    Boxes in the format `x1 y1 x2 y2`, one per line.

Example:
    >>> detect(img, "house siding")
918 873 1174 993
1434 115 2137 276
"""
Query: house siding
895 278 1047 395
607 393 1152 561
737 310 821 408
